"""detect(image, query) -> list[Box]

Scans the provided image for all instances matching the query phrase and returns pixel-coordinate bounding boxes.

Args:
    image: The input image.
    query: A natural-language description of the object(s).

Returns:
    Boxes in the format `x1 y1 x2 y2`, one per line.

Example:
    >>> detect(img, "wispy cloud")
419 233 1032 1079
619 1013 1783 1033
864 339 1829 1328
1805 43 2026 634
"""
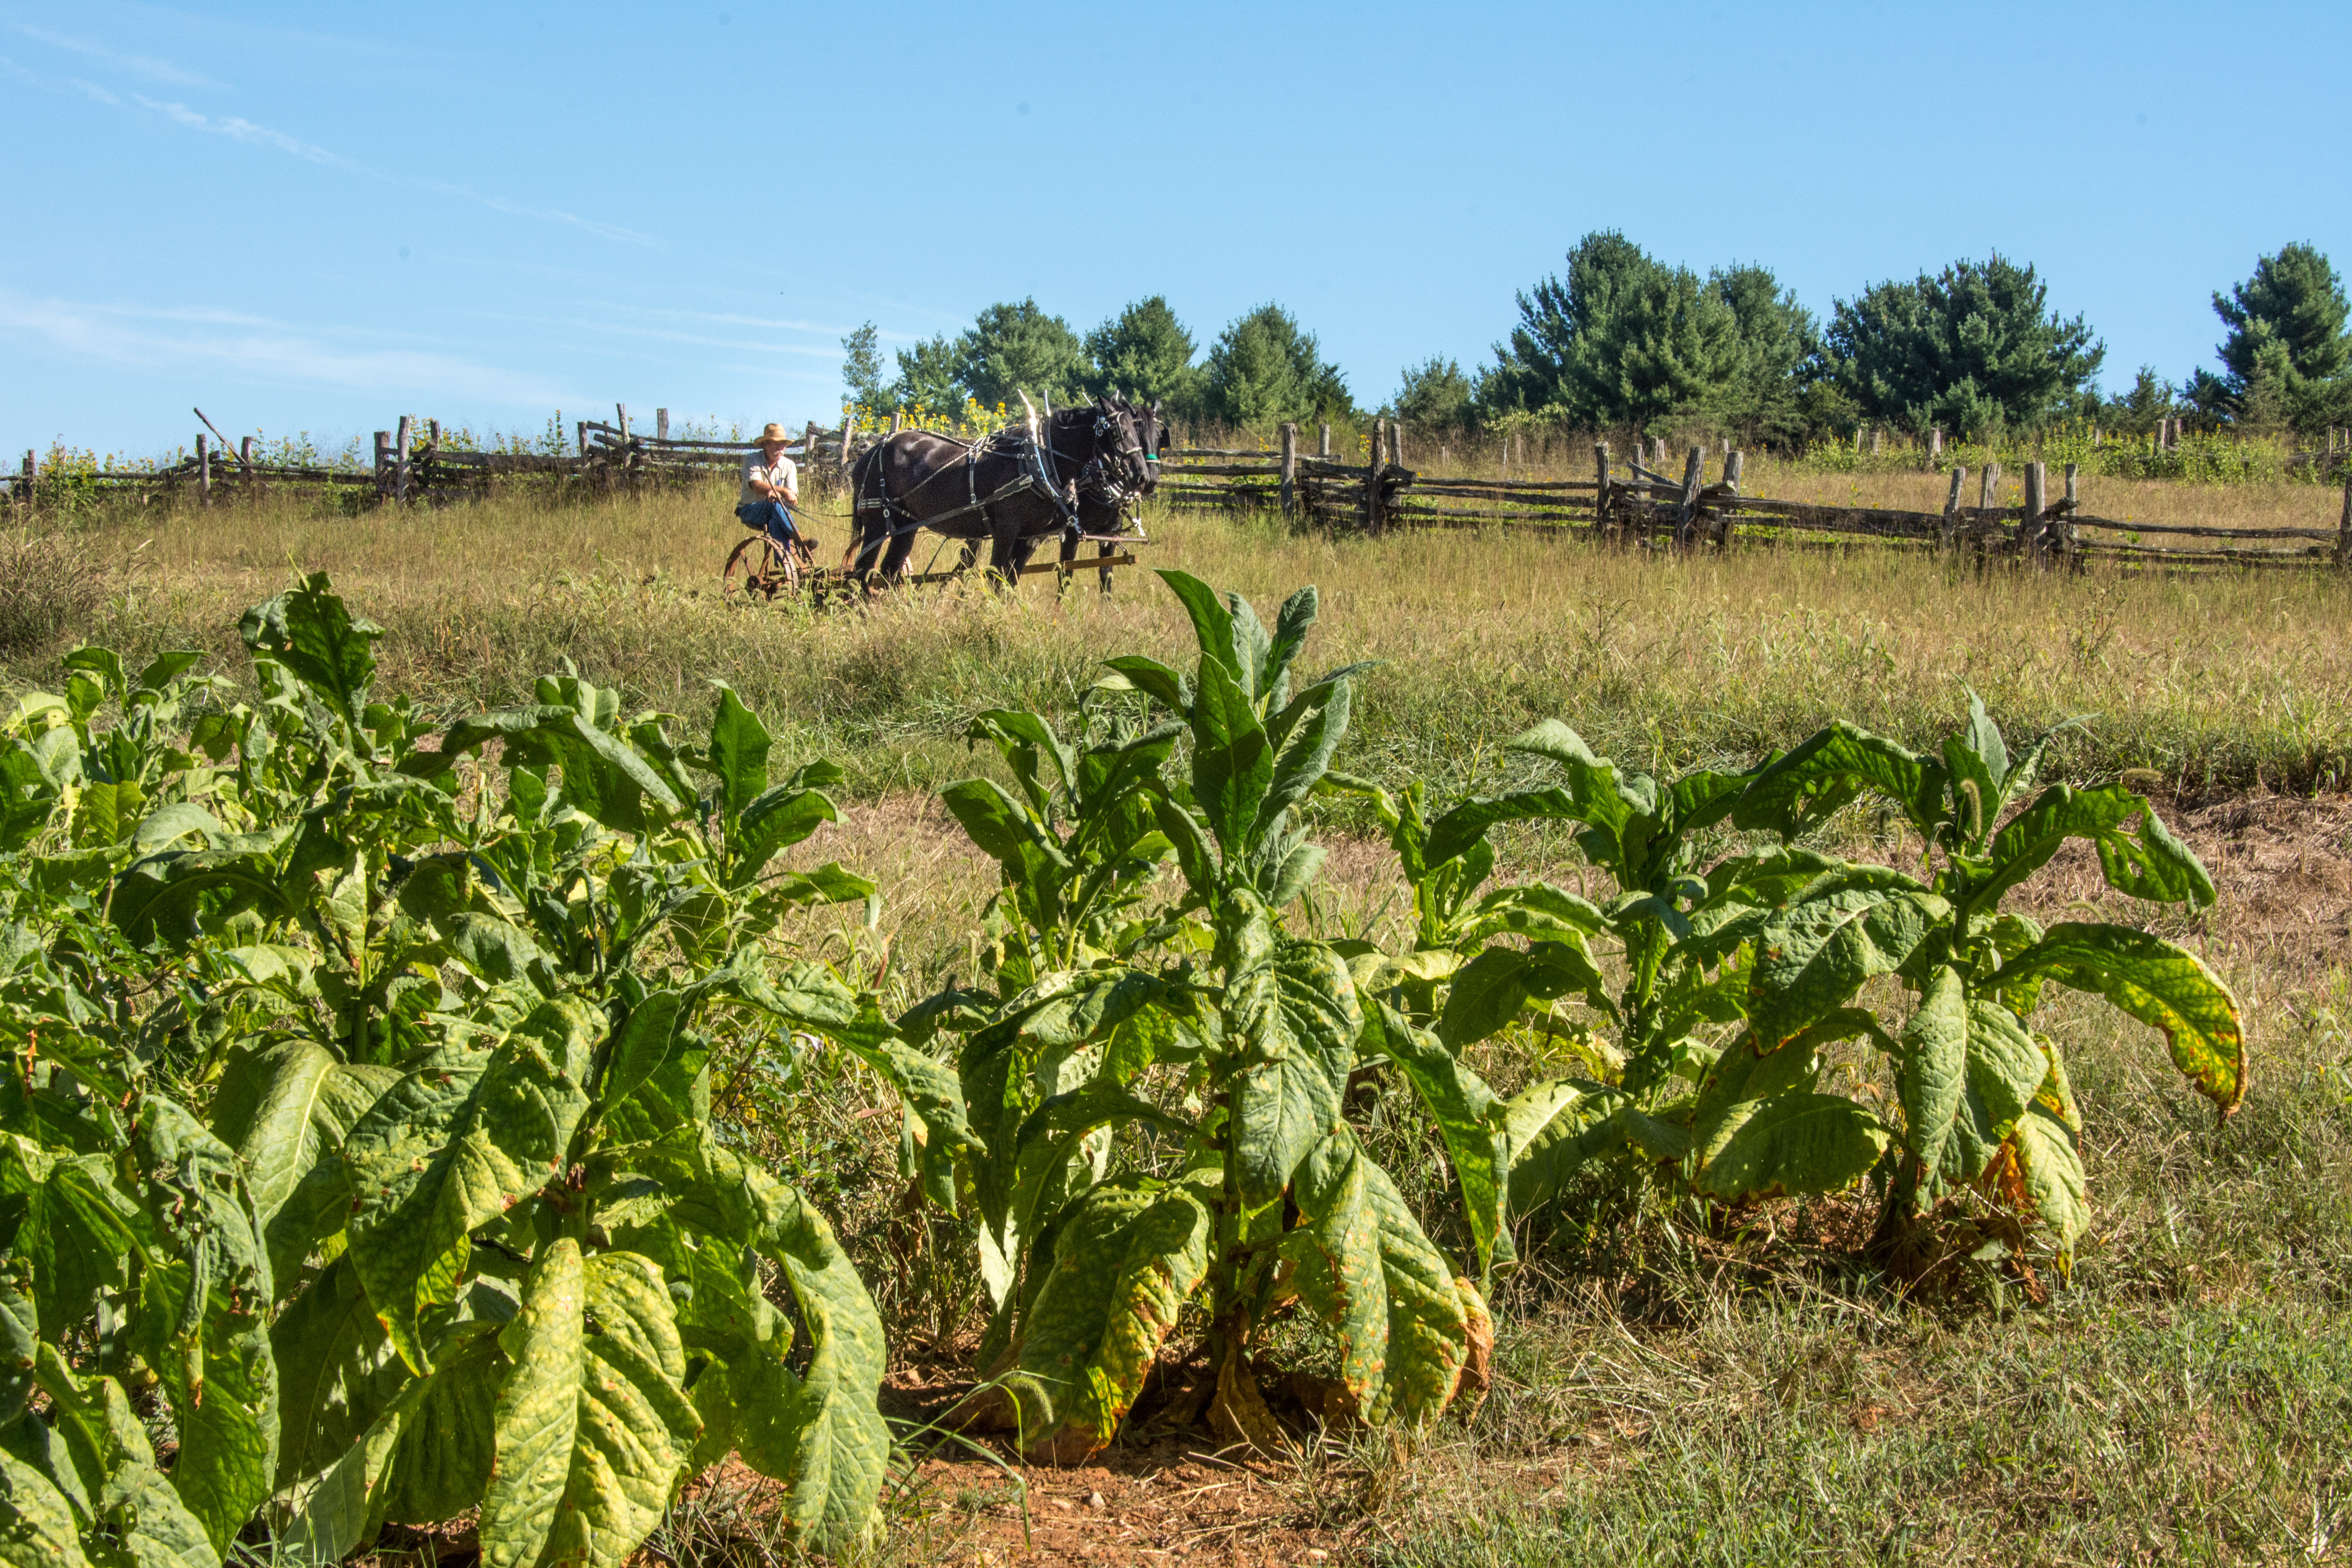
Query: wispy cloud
0 289 580 407
132 95 345 165
6 53 662 249
11 23 222 87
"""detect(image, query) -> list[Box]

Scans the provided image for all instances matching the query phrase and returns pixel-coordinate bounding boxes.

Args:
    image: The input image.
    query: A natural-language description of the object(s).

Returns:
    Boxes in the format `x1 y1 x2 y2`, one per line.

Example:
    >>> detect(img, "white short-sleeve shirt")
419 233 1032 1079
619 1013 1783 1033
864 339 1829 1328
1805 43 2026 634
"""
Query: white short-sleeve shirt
740 449 799 507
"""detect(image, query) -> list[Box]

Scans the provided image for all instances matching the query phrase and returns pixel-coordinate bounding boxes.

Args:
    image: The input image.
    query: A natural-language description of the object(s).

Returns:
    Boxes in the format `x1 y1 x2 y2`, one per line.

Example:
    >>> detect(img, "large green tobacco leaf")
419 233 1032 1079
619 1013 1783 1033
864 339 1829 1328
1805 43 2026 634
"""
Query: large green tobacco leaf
1933 1001 2051 1188
340 1000 597 1372
375 1321 504 1526
1282 1129 1476 1425
1250 678 1349 846
1372 1005 1510 1277
1695 1093 1888 1200
1189 657 1271 860
400 708 681 836
1502 1078 1628 1214
1005 1181 1210 1461
9 1348 218 1568
2001 922 2245 1115
0 1445 89 1568
2004 1106 2090 1255
127 1100 276 1559
268 1256 408 1490
1896 965 1969 1182
1974 784 2214 912
1749 870 1950 1045
239 575 382 740
13 1155 140 1341
1733 722 1947 840
478 1243 701 1568
209 1042 399 1227
1228 941 1360 1211
711 1154 889 1551
703 682 771 821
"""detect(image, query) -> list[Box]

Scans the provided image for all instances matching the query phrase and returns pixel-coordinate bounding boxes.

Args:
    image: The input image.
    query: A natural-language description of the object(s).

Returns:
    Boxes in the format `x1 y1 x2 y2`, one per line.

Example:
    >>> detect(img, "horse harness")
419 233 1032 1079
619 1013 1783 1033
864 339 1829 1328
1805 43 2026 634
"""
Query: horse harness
854 410 1145 545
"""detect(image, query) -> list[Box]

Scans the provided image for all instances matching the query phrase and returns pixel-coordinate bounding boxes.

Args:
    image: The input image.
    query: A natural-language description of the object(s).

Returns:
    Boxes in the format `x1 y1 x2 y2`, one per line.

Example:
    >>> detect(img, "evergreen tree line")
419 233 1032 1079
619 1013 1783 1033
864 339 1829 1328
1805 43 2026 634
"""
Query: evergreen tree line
838 237 2352 445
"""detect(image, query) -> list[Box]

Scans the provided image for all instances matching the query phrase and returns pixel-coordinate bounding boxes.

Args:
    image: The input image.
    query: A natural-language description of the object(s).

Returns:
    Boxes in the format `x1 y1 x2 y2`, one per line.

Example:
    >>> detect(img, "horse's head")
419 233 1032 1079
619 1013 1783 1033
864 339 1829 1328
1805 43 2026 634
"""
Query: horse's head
1113 393 1172 493
1081 394 1151 504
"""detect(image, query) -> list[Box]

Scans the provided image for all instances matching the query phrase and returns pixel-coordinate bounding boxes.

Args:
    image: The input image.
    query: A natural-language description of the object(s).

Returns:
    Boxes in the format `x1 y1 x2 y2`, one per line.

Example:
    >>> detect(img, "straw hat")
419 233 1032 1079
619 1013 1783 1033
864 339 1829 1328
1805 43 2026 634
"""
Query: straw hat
755 423 791 446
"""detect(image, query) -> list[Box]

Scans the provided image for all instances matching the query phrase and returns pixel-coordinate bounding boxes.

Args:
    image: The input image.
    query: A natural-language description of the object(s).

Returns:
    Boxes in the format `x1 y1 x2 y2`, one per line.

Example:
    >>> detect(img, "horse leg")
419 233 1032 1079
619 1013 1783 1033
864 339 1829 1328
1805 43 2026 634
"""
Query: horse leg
1056 527 1080 598
1098 537 1115 596
990 525 1036 593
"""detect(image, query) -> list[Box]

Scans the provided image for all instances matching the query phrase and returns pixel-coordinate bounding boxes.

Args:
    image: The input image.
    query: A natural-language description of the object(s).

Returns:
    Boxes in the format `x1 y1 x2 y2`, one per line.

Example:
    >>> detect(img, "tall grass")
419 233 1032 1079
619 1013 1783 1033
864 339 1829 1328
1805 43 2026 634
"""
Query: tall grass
14 477 2352 800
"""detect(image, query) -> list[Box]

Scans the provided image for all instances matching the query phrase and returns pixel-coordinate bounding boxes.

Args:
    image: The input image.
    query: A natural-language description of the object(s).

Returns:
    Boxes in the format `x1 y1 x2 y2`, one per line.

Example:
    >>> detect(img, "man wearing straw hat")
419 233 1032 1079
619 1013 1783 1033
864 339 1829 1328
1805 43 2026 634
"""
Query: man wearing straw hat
737 423 806 554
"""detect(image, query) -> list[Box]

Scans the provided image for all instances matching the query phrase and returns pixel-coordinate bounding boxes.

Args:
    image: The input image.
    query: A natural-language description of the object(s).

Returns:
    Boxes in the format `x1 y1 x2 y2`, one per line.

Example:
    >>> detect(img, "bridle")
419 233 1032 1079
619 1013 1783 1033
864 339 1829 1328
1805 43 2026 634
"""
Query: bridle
1045 407 1150 513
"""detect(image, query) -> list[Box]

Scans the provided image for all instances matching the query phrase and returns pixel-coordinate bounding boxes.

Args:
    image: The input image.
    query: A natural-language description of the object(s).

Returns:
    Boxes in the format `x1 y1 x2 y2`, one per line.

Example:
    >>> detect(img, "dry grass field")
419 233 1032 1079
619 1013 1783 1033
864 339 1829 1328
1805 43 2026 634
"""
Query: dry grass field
8 477 2351 1564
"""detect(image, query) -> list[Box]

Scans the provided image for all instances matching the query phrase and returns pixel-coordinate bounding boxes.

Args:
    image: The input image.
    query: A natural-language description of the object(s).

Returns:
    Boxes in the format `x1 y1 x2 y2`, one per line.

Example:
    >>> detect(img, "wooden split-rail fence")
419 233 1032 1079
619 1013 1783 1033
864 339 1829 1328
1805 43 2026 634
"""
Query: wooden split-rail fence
1154 420 2352 573
16 406 2351 572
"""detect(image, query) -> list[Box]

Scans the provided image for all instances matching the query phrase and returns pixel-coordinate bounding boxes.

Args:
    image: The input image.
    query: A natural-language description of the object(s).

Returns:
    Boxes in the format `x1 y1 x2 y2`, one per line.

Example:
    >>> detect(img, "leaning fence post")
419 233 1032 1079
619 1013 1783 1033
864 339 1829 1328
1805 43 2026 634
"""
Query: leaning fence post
374 431 391 500
1279 422 1297 515
1942 466 1967 550
1673 446 1705 546
394 416 412 505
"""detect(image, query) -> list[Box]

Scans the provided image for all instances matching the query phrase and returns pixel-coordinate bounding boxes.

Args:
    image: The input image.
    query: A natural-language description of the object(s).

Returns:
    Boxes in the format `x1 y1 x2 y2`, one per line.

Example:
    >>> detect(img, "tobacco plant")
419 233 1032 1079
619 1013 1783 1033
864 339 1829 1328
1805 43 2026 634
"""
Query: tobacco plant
923 572 1488 1460
0 576 929 1567
1400 699 2242 1274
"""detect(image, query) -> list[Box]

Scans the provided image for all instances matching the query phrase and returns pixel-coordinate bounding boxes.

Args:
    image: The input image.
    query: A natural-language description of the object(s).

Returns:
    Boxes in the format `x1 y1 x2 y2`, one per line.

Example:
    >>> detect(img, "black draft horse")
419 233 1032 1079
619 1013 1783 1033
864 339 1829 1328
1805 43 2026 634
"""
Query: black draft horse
844 395 1152 586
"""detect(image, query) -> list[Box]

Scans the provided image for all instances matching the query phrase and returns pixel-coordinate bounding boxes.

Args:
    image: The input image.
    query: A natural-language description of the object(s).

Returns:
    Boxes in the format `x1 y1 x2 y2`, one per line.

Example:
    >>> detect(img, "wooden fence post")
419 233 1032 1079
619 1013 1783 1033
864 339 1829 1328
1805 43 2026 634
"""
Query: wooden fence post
1319 423 1331 459
657 408 670 442
1978 461 2002 550
1500 432 1511 481
394 416 412 504
241 436 258 502
1363 418 1384 532
1928 427 1943 466
2063 463 2081 560
196 435 211 507
374 431 391 499
1387 421 1403 469
837 413 854 472
2338 473 2351 567
1593 441 1612 541
1869 425 1882 457
1717 449 1744 545
1673 446 1705 546
1941 466 1967 550
2022 462 2046 564
427 419 440 447
18 449 32 512
616 404 629 444
1279 422 1297 515
575 421 587 456
889 411 903 436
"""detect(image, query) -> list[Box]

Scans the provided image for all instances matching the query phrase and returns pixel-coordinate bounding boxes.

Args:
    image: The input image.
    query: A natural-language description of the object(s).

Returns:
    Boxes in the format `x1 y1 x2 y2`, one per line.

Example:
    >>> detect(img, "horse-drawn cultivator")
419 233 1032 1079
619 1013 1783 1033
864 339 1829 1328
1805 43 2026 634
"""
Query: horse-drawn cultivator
722 390 1165 606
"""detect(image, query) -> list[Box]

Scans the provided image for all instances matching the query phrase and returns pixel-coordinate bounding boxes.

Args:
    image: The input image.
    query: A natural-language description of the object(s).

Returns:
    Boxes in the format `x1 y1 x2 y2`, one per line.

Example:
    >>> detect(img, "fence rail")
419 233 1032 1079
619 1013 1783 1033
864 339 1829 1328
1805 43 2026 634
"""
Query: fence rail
1150 420 2352 573
16 407 2352 572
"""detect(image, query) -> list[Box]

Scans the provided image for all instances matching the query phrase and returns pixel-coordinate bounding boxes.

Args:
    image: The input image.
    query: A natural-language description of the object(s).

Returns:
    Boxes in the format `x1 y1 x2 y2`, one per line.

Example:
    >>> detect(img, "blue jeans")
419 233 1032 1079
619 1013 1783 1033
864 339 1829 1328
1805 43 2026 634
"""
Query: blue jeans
737 500 800 549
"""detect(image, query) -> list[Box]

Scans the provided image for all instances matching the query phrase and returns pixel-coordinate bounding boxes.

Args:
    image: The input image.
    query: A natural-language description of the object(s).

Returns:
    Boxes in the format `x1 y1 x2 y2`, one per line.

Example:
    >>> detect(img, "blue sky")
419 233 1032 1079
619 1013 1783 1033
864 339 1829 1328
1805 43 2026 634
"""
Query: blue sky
4 0 2348 460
